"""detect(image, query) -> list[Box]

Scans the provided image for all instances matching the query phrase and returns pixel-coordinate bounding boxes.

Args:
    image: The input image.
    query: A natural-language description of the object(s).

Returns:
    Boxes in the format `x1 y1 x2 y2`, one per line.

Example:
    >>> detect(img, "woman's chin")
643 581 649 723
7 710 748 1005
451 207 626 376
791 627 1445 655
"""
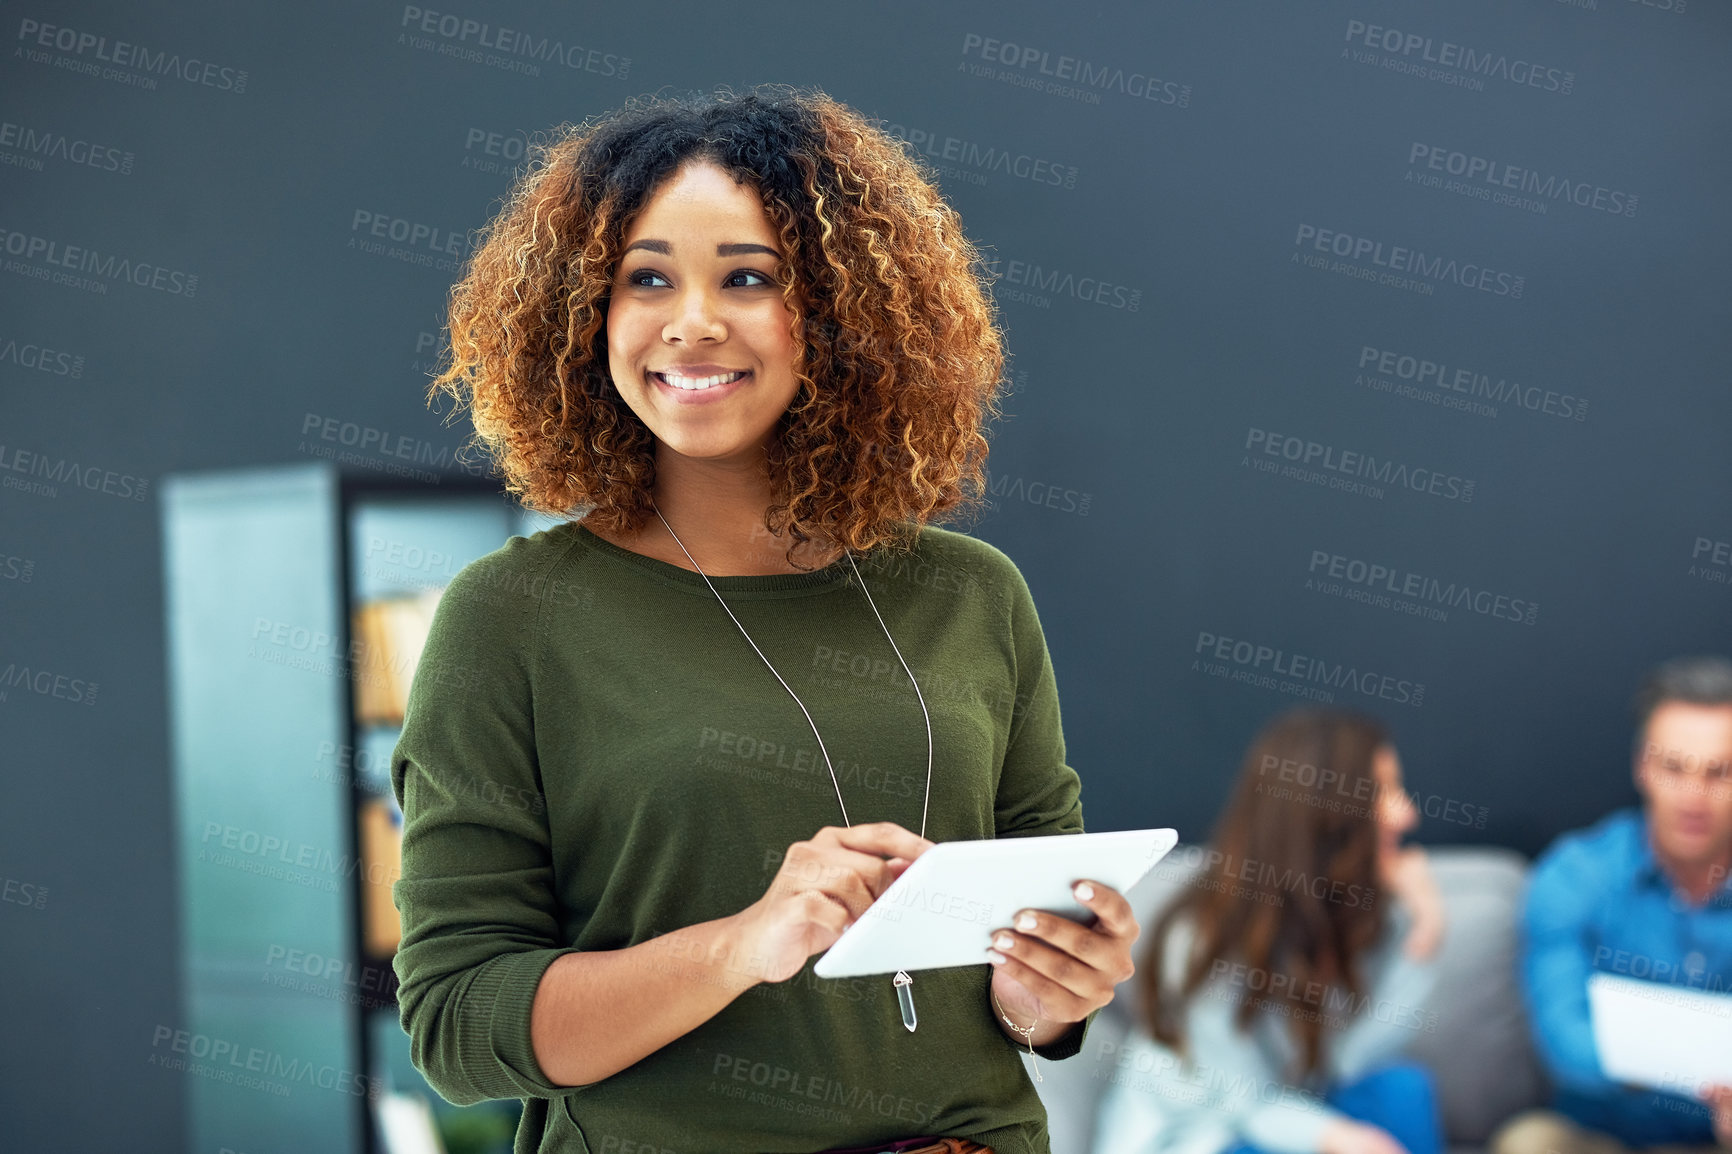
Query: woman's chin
653 430 771 466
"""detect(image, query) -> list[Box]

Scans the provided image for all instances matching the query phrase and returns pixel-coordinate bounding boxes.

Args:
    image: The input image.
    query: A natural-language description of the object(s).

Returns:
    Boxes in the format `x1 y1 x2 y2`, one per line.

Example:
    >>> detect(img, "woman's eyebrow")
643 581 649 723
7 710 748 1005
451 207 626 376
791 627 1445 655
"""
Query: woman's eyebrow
716 242 779 257
620 239 779 258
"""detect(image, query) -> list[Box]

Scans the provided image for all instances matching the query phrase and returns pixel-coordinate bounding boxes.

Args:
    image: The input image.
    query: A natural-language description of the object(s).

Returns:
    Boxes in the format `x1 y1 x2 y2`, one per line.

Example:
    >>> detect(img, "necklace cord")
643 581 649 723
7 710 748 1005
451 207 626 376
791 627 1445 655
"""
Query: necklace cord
651 505 933 841
650 504 945 1039
844 550 935 842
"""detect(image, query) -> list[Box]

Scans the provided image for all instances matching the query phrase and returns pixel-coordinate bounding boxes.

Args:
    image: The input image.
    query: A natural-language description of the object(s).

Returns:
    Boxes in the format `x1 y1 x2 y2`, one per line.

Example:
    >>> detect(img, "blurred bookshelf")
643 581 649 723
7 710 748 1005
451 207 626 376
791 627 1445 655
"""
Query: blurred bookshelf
162 462 561 1154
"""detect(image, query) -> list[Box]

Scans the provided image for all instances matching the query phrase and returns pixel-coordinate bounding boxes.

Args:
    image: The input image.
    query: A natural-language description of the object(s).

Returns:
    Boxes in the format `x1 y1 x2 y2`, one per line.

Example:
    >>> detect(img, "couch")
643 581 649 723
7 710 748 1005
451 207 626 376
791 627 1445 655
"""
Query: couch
1020 846 1550 1153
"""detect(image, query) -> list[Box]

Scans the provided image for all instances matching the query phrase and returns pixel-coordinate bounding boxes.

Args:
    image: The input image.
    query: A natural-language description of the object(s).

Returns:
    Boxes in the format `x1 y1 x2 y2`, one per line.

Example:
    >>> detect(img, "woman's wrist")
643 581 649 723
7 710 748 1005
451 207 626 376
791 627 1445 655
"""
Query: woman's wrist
991 989 1037 1036
637 912 768 995
708 911 771 991
1025 1016 1082 1048
989 990 1076 1049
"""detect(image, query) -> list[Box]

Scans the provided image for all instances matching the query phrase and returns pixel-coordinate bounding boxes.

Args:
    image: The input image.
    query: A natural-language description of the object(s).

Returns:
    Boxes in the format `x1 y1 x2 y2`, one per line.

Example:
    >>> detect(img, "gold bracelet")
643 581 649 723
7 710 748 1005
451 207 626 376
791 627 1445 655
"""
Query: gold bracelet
991 990 1043 1083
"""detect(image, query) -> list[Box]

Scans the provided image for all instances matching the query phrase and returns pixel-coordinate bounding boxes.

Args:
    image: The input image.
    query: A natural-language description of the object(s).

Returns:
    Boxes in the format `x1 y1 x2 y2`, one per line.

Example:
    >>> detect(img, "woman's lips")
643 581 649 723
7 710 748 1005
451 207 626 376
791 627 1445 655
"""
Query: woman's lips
650 368 751 403
655 369 746 390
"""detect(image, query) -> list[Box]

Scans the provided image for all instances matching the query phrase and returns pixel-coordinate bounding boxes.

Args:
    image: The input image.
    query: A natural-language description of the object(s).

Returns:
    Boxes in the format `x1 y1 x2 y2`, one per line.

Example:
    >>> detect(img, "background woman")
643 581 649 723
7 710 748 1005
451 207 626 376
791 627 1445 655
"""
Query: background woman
390 87 1137 1154
1090 708 1447 1154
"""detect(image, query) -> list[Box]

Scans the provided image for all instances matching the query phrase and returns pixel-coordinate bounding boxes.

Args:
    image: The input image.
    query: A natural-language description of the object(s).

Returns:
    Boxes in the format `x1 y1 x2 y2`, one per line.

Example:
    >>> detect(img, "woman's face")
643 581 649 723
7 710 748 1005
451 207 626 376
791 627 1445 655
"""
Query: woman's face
1373 743 1417 857
605 159 802 470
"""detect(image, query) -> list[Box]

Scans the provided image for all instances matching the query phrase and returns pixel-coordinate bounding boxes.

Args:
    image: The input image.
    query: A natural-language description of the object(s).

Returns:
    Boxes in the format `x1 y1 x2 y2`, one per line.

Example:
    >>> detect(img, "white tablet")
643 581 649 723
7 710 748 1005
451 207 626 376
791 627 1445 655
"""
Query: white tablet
813 828 1178 978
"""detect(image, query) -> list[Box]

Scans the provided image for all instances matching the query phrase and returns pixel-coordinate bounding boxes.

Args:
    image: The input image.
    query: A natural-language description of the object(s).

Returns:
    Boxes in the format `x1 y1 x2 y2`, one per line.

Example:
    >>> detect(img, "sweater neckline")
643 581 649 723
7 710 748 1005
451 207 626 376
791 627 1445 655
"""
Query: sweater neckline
568 522 862 596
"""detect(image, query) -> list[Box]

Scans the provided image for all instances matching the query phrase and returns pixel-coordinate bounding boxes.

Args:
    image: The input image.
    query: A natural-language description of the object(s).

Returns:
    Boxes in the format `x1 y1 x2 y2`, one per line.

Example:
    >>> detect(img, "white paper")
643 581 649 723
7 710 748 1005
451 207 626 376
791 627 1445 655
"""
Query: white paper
1587 972 1732 1095
376 1091 447 1154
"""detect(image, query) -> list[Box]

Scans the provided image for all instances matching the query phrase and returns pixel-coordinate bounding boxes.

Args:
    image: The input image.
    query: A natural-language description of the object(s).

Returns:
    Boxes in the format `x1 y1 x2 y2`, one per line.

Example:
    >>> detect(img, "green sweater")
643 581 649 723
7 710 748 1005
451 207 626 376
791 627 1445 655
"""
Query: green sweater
390 521 1100 1154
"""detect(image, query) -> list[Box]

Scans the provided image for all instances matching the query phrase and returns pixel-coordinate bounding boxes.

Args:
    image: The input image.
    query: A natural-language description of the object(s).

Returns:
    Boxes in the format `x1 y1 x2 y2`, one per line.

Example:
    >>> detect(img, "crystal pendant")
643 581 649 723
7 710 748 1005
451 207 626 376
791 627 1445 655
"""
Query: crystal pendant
893 970 916 1032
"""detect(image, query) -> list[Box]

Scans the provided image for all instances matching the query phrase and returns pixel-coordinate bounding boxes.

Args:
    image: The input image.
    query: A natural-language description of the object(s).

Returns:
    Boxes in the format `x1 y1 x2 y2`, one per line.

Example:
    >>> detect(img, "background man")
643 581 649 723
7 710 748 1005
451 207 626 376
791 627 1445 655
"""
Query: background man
1495 656 1732 1153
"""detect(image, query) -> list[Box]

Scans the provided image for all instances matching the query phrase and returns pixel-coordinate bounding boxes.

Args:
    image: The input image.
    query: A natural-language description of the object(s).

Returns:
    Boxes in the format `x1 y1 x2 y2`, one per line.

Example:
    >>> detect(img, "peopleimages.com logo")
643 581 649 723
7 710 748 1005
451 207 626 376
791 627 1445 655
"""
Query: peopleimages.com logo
1193 629 1426 708
1294 224 1523 298
15 17 249 93
883 120 1079 190
397 6 629 79
1356 346 1586 421
959 33 1190 108
0 118 134 175
1307 549 1539 626
1244 427 1475 503
0 333 84 378
0 227 198 296
1406 142 1636 219
0 443 148 501
1341 20 1574 95
978 253 1141 312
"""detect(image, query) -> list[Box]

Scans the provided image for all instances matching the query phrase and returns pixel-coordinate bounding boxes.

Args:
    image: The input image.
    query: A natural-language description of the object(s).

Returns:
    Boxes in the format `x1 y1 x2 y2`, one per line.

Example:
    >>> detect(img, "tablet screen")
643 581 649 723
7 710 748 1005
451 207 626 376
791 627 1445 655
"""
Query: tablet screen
813 828 1177 978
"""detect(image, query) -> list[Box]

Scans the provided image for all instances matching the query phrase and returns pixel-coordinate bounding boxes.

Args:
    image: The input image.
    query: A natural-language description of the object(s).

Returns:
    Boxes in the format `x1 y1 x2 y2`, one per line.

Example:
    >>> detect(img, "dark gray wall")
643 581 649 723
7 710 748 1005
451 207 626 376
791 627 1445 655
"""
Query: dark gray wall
3 0 1728 1148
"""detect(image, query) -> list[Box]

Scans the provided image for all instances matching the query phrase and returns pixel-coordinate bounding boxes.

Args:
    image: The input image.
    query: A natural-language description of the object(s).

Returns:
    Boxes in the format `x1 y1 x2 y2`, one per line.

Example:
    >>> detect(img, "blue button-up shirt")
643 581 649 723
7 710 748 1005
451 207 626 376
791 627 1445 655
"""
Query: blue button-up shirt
1521 807 1732 1143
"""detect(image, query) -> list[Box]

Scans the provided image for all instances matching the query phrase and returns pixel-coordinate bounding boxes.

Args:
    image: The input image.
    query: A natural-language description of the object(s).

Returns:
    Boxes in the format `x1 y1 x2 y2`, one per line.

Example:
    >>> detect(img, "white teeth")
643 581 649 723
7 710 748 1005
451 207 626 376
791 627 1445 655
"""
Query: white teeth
659 371 745 391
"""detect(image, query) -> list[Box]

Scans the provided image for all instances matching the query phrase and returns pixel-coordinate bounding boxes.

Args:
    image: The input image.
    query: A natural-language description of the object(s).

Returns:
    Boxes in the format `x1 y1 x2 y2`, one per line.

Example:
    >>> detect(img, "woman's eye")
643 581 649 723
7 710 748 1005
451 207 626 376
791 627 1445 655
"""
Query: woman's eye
626 269 670 288
726 269 775 288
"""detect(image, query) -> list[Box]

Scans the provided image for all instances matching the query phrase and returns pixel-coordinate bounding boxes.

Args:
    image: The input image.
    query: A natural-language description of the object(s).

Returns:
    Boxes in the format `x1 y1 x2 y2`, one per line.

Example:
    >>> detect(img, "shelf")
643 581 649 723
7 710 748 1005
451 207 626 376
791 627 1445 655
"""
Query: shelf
164 463 552 1154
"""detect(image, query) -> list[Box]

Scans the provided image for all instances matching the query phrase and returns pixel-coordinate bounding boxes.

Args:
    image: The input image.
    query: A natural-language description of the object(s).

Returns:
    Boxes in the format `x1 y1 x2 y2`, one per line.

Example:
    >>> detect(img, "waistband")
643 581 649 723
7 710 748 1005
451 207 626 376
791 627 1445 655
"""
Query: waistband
813 1139 991 1154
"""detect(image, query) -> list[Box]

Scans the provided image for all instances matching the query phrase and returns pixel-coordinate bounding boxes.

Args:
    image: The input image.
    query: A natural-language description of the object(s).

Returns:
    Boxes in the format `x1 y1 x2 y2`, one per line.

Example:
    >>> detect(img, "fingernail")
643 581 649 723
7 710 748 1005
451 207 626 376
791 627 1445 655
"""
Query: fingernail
1016 912 1037 931
986 949 1005 965
1074 882 1094 901
994 934 1015 950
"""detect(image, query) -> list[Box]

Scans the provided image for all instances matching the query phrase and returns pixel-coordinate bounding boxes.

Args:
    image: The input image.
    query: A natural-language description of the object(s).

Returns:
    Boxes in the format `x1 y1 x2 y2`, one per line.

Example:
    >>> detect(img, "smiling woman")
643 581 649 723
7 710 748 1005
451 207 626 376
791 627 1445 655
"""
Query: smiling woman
603 162 805 479
430 87 1004 572
396 87 1132 1154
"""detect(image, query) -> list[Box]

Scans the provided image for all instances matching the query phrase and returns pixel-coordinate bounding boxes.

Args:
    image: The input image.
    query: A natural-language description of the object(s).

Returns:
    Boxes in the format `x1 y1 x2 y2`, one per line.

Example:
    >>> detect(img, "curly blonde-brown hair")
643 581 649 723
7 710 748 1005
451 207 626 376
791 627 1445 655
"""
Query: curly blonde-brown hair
428 87 1006 560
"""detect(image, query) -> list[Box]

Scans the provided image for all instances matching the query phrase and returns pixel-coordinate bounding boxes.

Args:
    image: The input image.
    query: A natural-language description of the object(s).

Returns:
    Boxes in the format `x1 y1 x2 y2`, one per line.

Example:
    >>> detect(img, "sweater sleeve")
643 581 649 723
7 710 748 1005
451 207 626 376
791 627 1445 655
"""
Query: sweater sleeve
389 543 582 1105
1177 919 1347 1154
985 545 1100 1061
1106 914 1350 1152
1238 903 1440 1150
990 549 1082 842
1083 1011 1345 1154
1326 900 1440 1084
1520 836 1617 1095
1088 1045 1180 1154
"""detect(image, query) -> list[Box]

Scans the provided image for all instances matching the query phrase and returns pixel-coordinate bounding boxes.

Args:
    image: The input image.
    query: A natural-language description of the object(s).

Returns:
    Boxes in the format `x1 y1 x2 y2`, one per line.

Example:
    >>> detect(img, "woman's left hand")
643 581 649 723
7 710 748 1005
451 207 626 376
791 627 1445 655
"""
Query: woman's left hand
986 879 1140 1032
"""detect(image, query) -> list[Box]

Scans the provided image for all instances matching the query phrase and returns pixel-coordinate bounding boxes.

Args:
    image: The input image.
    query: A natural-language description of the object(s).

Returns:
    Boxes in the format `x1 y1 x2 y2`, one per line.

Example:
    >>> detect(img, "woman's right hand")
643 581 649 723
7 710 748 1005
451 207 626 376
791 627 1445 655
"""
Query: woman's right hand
1318 1118 1410 1154
1378 845 1446 961
728 822 935 985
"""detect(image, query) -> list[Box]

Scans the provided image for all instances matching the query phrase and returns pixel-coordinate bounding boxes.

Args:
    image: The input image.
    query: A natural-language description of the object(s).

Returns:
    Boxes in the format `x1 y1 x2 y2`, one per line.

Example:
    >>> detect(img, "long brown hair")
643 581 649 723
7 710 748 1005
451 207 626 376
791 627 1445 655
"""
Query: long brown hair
1140 708 1390 1077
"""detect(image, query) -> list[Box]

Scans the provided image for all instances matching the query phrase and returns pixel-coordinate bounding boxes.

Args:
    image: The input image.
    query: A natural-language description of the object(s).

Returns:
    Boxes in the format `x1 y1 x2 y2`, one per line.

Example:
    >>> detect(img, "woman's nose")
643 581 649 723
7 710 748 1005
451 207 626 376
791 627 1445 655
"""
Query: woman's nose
663 286 726 343
1395 793 1419 830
